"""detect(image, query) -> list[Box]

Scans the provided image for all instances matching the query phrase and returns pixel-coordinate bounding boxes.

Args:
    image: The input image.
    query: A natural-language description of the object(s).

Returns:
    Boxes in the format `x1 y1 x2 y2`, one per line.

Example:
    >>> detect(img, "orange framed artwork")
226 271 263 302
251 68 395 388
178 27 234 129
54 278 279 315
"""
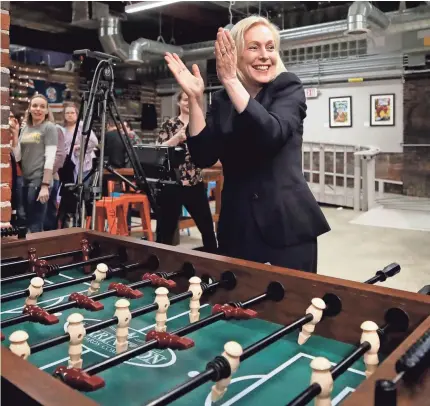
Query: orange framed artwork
370 93 395 126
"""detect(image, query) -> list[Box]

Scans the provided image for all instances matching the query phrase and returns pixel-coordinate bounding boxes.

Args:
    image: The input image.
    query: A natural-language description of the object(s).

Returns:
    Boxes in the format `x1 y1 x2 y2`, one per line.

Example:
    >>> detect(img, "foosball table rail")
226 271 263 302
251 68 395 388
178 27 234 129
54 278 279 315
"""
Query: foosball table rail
1 229 429 406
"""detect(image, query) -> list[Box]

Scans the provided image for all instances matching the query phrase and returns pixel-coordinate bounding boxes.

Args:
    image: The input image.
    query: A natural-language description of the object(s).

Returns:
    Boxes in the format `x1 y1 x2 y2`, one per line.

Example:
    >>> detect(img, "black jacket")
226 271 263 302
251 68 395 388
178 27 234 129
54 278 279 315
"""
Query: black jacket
187 72 330 258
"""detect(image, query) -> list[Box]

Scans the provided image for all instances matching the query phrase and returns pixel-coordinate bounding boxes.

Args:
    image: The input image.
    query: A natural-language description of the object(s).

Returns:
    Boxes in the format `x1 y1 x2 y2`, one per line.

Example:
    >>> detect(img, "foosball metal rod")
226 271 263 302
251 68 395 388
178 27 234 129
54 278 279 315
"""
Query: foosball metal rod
364 263 400 285
1 256 24 264
286 316 398 406
29 267 211 354
0 253 118 285
2 261 137 304
76 274 241 375
147 313 316 406
1 260 185 330
1 248 87 269
0 255 159 304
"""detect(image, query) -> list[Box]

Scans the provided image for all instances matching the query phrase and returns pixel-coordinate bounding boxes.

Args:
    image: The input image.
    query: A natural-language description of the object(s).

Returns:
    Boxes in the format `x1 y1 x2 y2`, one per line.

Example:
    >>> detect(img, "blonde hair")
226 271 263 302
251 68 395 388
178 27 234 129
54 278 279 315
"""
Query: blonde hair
24 94 55 126
229 15 287 85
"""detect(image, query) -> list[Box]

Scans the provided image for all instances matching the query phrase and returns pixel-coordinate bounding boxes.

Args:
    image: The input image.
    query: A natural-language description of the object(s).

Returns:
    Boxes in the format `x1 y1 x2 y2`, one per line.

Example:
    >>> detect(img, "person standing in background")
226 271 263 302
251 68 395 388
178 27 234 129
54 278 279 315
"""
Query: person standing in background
11 94 58 233
155 90 218 253
62 102 98 185
43 125 66 230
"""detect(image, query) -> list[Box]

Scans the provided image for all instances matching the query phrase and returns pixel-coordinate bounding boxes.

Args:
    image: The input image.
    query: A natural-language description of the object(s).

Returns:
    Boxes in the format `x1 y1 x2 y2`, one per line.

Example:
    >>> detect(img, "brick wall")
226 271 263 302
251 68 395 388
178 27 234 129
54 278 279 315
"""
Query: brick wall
0 2 12 227
403 74 430 197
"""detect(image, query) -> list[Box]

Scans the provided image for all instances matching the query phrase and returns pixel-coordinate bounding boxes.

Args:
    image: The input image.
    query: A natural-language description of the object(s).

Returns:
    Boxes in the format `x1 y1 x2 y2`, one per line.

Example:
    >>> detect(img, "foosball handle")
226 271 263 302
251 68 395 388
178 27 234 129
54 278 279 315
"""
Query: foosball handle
375 379 397 406
53 366 105 391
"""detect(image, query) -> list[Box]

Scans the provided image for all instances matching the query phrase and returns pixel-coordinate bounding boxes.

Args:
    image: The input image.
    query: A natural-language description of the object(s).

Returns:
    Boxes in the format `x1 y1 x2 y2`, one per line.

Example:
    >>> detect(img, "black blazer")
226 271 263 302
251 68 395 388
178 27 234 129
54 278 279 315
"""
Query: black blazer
187 72 330 252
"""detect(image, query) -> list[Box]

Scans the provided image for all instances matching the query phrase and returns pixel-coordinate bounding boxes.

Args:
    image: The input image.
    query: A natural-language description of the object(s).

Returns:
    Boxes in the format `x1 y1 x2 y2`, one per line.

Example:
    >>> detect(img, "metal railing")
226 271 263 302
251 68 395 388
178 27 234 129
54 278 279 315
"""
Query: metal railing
302 141 382 211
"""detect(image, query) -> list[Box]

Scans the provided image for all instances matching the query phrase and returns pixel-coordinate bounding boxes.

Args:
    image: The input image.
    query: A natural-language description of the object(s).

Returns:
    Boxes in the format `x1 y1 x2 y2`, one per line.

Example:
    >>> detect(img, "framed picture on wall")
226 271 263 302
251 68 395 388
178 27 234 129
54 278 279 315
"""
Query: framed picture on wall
370 94 395 126
329 96 352 128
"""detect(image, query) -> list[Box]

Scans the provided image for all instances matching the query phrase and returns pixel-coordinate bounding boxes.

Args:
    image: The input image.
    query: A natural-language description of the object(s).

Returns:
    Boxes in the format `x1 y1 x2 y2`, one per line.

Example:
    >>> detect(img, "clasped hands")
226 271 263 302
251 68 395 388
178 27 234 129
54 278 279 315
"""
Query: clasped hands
164 27 237 101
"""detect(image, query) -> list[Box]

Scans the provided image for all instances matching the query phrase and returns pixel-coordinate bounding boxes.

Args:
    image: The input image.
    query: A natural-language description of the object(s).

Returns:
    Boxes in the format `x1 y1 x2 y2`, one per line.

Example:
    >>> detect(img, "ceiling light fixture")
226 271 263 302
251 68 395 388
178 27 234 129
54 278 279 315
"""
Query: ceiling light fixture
125 0 183 14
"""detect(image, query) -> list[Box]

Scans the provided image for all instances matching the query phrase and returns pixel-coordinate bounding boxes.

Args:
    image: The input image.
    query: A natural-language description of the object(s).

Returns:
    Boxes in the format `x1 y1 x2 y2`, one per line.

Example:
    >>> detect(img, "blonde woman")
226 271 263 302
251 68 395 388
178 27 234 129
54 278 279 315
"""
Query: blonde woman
11 94 58 232
165 16 330 273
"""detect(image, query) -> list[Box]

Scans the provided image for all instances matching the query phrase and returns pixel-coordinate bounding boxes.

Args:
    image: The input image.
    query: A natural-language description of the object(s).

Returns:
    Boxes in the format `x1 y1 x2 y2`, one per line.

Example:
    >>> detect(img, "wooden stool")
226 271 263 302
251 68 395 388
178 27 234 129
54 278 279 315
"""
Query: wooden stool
86 197 128 236
120 194 154 241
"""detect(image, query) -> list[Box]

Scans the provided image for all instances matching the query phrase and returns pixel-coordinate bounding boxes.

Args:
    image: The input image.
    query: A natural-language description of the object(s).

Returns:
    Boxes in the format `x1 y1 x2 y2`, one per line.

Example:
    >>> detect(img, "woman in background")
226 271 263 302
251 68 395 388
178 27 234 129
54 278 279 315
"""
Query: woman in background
62 102 98 185
155 90 218 253
11 94 58 232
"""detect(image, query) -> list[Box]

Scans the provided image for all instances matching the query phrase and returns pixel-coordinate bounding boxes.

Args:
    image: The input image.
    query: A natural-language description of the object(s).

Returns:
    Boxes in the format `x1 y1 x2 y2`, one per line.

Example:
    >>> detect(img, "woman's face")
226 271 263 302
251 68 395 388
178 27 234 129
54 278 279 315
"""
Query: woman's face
30 97 48 123
64 106 78 125
178 93 189 115
238 23 277 88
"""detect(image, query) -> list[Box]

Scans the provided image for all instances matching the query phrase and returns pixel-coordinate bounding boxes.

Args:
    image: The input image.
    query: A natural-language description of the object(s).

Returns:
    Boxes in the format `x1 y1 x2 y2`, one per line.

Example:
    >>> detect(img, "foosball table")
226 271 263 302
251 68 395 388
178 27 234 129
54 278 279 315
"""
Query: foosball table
1 229 429 406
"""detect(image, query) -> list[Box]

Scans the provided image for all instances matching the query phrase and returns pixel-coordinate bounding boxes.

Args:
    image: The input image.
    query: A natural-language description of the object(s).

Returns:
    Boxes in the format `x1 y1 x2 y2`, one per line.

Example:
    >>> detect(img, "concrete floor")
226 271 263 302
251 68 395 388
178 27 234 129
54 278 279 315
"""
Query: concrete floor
134 205 430 294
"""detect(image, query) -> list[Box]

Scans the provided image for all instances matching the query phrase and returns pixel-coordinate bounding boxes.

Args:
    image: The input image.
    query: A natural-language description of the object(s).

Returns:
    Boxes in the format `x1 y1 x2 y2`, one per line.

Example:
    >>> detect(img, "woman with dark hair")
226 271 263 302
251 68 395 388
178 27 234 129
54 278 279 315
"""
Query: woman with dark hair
155 90 218 253
11 94 58 232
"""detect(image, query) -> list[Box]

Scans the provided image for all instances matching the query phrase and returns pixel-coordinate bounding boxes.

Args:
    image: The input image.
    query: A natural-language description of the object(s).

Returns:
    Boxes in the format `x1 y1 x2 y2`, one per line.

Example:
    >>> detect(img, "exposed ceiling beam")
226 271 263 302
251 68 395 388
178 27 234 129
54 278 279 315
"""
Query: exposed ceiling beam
10 3 71 33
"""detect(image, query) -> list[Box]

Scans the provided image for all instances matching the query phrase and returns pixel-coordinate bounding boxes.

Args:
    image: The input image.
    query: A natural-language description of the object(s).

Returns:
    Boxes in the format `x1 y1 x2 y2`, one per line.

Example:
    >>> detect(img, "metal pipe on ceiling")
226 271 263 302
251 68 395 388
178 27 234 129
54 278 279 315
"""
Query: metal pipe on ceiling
346 1 390 35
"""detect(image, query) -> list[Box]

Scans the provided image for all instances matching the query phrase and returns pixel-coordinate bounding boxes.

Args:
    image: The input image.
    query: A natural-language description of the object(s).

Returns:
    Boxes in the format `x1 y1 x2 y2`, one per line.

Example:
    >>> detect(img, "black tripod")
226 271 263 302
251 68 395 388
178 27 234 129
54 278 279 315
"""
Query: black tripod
57 49 158 229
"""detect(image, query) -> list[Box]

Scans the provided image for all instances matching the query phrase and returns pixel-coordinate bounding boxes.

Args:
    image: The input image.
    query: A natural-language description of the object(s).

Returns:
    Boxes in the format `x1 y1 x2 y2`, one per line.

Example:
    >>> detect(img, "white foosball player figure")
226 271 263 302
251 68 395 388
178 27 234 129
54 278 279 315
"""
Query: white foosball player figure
298 298 326 345
67 313 86 369
310 357 333 406
25 277 44 306
360 320 380 377
115 298 131 354
9 330 31 360
154 287 170 333
87 263 109 295
211 341 243 402
188 276 202 323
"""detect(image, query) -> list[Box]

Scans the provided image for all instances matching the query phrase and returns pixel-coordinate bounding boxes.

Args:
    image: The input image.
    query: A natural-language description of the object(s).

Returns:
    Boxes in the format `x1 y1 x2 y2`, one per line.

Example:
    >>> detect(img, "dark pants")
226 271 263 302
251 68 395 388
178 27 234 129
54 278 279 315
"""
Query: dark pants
13 175 26 226
22 179 48 233
44 179 60 231
156 182 218 253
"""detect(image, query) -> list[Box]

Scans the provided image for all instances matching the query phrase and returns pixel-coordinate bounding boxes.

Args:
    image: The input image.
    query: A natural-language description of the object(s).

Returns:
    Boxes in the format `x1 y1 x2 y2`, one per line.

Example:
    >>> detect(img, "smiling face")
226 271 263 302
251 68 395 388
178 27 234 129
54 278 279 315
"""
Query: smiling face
30 97 48 124
238 23 277 89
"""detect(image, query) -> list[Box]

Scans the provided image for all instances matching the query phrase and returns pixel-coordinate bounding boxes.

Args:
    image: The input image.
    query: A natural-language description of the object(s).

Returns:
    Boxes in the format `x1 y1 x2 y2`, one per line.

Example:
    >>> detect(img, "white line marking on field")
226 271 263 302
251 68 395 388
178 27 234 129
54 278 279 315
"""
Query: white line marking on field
332 387 355 405
58 273 91 286
205 352 364 406
39 349 90 370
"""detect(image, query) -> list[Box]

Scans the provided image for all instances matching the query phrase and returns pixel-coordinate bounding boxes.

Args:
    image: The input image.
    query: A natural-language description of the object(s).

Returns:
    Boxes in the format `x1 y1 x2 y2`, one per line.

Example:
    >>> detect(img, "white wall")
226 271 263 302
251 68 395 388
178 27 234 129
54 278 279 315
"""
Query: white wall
303 79 403 153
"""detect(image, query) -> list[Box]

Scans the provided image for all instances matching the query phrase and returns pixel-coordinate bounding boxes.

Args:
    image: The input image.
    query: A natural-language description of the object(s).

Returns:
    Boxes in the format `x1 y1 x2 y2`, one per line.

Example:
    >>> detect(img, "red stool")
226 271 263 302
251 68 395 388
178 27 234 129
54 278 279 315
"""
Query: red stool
86 197 128 236
120 194 154 241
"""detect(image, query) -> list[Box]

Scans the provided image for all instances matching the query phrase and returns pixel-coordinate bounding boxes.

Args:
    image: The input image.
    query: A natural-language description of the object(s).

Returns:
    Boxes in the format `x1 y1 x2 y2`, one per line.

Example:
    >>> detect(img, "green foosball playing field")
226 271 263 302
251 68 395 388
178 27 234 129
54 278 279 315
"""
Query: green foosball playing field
1 265 369 406
1 230 429 406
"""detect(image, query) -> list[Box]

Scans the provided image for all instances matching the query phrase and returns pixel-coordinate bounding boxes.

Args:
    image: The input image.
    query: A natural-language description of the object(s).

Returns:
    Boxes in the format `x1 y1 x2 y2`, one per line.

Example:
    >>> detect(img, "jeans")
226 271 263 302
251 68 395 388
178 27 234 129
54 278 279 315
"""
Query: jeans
22 179 48 233
44 179 60 231
14 176 26 226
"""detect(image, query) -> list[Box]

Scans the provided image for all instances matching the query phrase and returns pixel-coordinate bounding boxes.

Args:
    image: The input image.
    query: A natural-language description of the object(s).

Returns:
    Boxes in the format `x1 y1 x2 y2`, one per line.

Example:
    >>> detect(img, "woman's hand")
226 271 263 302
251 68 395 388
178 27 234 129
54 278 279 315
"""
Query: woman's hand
164 128 186 147
165 53 204 102
37 185 50 204
9 117 20 146
215 28 237 85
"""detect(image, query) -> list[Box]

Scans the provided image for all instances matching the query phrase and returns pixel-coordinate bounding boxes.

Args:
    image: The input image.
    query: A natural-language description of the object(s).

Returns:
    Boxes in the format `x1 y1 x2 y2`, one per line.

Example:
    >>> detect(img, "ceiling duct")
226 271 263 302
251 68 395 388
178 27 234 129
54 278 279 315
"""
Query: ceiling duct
99 16 184 64
127 38 184 64
99 17 130 61
346 1 390 35
99 5 430 66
